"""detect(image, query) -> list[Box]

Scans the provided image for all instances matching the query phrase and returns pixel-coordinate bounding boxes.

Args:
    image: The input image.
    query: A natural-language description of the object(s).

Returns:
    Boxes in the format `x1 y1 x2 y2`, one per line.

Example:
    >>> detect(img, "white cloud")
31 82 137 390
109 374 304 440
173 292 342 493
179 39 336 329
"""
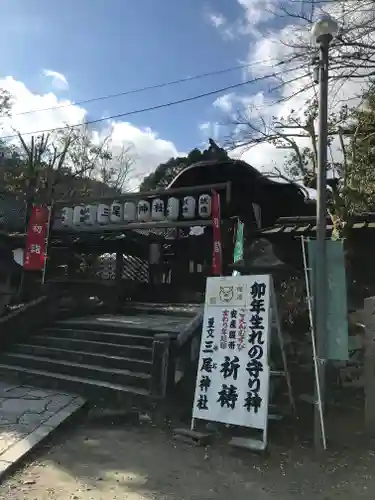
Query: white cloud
213 93 236 113
237 0 276 25
207 0 278 39
206 10 237 40
1 76 85 133
199 122 210 133
199 121 221 142
101 122 182 190
43 69 69 91
208 12 227 28
230 141 289 172
0 76 182 191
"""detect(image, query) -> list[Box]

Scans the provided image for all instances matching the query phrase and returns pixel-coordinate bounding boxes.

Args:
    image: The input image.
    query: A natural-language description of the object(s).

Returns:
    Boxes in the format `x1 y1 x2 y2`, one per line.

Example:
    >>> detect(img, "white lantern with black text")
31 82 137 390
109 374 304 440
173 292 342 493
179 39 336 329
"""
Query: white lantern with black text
151 198 165 220
97 204 109 225
137 200 150 221
84 205 97 225
110 201 122 223
182 196 196 219
198 194 212 218
60 207 73 226
72 205 86 226
166 197 179 220
123 201 136 222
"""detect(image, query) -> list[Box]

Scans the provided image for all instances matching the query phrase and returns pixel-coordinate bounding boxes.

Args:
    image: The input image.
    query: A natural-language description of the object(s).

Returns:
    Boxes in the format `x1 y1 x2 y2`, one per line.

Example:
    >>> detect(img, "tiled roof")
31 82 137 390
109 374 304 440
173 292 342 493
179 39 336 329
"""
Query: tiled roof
261 214 375 237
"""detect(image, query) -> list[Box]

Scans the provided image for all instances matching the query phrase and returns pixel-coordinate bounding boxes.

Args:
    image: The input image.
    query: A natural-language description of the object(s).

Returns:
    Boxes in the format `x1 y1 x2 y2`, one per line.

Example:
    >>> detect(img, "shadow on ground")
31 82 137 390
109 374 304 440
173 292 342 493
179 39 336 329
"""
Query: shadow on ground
2 408 375 499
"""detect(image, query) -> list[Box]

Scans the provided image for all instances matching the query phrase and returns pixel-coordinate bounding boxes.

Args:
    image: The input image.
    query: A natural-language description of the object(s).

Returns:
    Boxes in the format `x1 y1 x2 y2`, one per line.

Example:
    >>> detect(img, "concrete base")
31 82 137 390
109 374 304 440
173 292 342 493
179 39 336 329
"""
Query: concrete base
229 436 267 453
173 428 214 446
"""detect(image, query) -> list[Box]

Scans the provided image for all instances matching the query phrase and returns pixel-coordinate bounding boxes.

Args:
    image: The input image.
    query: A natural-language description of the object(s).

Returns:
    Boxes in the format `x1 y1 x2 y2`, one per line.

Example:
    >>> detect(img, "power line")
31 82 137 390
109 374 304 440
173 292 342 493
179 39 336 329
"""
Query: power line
11 58 277 118
1 63 296 141
0 73 276 140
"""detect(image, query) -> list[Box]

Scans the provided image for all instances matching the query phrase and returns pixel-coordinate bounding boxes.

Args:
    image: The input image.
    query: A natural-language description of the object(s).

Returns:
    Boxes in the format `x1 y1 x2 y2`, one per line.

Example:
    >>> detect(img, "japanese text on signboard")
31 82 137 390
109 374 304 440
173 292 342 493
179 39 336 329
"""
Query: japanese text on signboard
192 275 271 430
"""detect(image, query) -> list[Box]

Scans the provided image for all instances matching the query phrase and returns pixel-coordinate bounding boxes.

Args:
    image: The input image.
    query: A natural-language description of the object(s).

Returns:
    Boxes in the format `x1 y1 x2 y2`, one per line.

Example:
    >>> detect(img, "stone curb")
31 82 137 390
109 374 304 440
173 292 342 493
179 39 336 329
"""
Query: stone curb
0 396 86 482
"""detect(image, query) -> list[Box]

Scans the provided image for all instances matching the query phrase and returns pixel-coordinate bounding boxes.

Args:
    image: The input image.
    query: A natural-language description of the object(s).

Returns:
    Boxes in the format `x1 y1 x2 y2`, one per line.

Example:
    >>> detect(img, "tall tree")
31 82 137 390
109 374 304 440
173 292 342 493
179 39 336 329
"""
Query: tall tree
260 0 375 103
139 139 229 191
228 83 375 237
2 125 135 203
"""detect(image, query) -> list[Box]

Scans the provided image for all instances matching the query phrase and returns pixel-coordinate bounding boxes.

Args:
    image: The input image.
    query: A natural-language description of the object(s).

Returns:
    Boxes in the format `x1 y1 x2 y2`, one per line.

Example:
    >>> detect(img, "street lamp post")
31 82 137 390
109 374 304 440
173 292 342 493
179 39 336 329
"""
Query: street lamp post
311 15 338 450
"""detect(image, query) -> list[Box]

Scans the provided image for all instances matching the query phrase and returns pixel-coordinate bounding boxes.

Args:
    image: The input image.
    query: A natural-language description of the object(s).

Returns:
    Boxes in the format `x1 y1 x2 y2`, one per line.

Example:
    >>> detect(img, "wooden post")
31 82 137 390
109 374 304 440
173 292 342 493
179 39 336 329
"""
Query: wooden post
148 242 160 301
354 296 375 434
115 249 124 313
150 333 175 398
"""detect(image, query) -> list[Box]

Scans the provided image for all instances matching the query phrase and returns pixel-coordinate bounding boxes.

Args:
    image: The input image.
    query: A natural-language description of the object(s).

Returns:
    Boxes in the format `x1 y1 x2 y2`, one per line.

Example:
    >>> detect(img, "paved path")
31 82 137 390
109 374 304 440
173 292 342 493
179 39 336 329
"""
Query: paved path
3 423 375 500
0 381 85 481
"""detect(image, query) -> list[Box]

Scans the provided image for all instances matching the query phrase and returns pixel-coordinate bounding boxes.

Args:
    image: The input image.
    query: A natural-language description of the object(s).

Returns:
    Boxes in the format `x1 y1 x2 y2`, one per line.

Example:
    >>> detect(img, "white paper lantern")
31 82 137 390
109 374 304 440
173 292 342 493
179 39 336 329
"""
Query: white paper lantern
72 205 86 226
97 203 109 224
60 207 73 226
110 201 123 223
84 205 97 225
151 198 165 220
137 200 151 221
123 201 136 222
182 196 196 219
198 194 212 218
166 197 179 220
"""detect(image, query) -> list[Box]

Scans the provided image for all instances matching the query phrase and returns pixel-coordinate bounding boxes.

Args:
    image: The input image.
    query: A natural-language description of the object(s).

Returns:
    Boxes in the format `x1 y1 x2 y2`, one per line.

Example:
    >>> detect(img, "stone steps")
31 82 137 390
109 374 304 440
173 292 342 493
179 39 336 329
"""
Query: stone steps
0 310 194 402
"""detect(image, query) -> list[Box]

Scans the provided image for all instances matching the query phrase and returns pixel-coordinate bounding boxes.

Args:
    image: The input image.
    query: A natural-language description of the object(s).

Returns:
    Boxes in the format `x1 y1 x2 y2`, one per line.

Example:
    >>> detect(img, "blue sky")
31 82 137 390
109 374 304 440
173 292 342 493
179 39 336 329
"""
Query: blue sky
0 0 331 187
0 0 257 152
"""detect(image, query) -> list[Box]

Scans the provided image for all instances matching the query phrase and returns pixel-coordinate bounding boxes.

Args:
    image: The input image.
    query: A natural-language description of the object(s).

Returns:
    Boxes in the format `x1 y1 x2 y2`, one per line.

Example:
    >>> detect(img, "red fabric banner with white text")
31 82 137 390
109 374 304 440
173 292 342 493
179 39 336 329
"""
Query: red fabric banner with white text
211 190 222 276
24 205 50 271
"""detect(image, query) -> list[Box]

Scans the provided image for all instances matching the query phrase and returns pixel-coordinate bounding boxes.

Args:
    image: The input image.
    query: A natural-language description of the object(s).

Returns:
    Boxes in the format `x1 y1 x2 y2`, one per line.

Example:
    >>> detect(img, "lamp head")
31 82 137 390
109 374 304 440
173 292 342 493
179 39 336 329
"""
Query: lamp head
311 15 338 44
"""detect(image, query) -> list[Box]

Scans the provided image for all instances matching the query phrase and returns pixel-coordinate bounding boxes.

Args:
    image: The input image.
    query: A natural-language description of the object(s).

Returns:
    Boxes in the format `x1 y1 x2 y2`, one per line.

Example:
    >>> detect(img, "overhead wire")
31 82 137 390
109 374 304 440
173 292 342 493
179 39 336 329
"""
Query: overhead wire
1 63 296 140
11 57 277 118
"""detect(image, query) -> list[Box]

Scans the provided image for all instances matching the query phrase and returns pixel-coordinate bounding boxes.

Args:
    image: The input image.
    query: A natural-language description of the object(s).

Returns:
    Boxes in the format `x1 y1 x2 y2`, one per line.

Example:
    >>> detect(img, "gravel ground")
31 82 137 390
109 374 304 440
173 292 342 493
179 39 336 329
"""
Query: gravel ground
0 412 375 500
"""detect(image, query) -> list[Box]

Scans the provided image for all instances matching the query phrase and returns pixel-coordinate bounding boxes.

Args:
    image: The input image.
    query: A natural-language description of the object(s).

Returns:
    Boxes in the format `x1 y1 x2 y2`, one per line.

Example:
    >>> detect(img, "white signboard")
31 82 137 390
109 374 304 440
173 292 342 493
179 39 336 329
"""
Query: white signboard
192 275 271 430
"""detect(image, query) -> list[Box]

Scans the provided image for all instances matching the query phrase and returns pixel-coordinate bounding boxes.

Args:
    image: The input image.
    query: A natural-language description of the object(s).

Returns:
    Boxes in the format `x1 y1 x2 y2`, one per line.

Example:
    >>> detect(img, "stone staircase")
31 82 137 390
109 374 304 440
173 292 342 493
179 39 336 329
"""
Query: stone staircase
0 304 202 403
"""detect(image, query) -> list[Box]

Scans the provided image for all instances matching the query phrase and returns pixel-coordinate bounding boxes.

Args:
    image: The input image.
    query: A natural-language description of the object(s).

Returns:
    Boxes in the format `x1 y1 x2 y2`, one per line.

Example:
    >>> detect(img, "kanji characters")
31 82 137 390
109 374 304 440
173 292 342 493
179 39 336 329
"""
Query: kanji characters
244 391 262 413
220 356 240 380
245 280 267 415
201 357 216 373
199 376 211 392
30 243 41 254
197 394 209 410
217 384 238 409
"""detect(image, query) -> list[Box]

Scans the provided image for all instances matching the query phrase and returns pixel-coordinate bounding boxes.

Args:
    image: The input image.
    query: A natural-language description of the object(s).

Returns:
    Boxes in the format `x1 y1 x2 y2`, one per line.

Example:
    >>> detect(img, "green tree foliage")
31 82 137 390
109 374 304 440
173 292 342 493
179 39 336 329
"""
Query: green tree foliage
139 139 229 191
281 87 375 237
0 125 134 203
342 86 375 214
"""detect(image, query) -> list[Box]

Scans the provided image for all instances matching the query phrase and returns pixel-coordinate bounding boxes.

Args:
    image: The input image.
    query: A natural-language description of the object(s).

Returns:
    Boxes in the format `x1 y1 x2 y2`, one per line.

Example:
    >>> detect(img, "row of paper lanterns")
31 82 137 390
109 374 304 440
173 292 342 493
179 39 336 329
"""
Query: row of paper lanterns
60 194 213 226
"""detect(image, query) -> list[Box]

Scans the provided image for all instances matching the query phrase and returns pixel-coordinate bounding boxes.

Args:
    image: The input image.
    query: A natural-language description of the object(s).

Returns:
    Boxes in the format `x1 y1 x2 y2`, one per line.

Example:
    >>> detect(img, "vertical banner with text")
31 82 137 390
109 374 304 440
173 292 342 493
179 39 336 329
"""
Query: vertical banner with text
211 190 222 276
24 205 50 271
232 219 244 276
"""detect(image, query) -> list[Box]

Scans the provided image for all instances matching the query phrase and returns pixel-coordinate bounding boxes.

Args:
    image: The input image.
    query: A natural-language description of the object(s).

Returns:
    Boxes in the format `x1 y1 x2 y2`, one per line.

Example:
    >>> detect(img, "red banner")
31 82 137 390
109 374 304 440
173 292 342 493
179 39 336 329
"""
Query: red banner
24 205 50 271
211 190 222 276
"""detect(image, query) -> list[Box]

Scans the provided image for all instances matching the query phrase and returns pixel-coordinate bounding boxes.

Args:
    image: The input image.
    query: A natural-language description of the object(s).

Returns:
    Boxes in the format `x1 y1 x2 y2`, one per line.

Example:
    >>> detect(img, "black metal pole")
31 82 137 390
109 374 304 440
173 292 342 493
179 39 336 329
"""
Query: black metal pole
314 33 331 450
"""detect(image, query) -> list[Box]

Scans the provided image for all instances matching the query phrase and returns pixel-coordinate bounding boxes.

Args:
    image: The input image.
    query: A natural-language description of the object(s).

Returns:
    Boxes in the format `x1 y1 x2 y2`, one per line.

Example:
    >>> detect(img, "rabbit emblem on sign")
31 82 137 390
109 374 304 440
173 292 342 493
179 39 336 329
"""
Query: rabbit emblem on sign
219 286 234 303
